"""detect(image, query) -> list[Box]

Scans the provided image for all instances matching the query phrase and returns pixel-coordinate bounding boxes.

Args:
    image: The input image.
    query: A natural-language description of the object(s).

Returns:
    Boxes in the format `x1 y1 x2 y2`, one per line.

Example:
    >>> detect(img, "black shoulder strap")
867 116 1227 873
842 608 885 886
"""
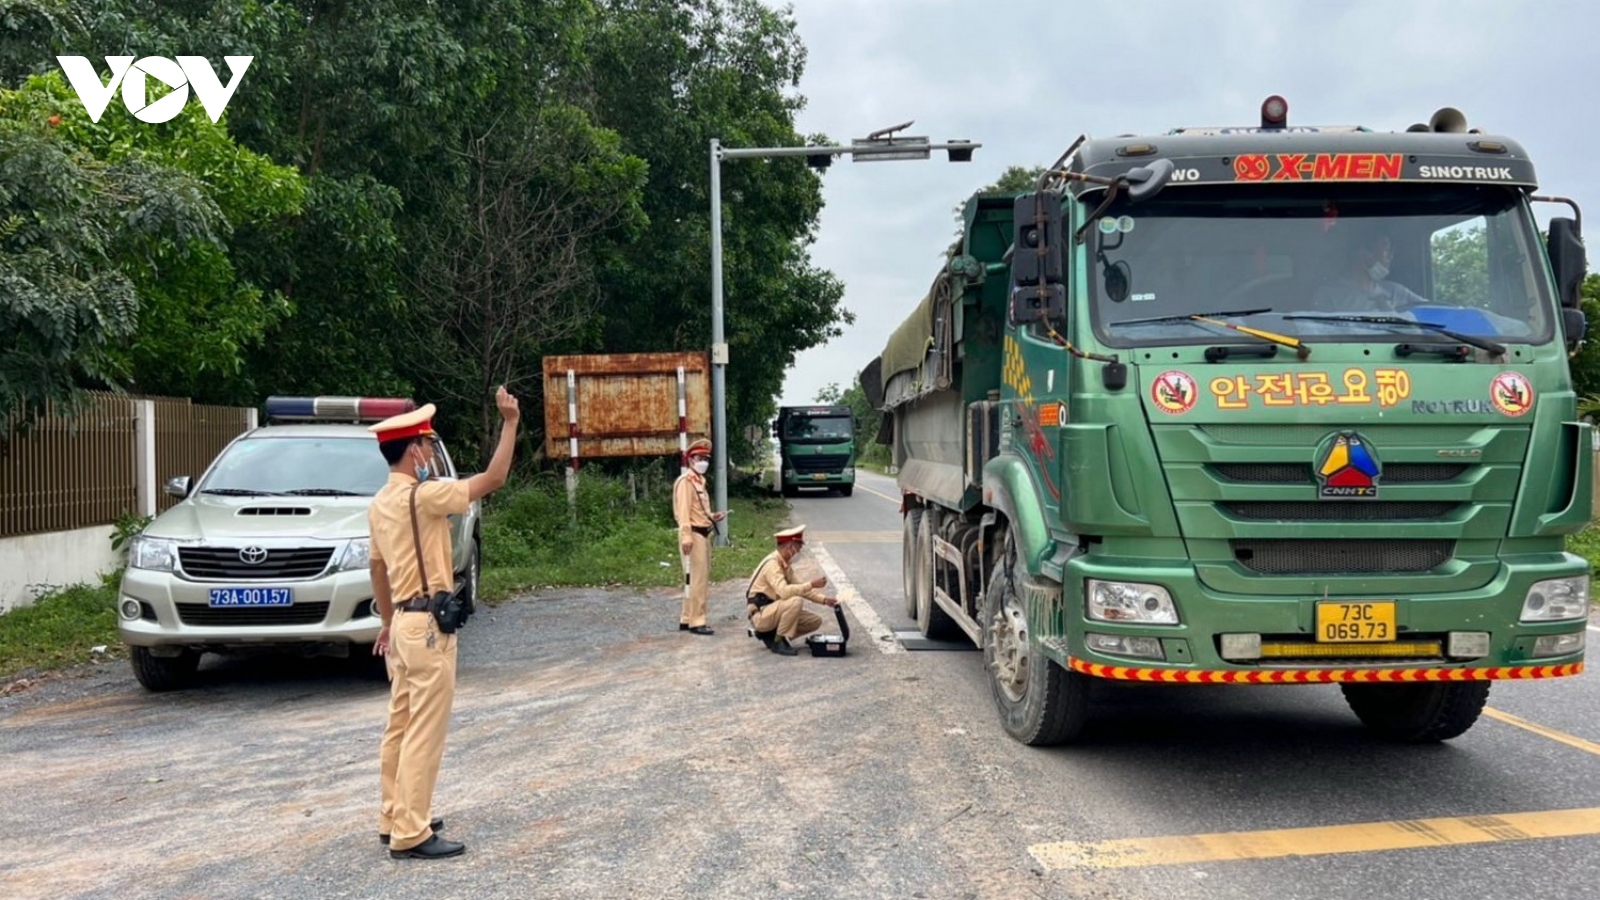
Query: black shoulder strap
408 484 432 596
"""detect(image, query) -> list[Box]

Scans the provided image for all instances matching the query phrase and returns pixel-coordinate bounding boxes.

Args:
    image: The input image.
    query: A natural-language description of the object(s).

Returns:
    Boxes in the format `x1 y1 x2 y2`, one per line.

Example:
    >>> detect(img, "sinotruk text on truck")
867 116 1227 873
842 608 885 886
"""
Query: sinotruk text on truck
862 97 1592 745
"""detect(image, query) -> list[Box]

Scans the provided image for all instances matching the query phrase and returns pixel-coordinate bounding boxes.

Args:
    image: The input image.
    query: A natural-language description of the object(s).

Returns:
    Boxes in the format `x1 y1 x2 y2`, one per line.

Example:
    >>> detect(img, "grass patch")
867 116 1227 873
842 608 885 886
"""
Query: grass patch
0 576 121 681
1568 526 1600 573
478 472 790 601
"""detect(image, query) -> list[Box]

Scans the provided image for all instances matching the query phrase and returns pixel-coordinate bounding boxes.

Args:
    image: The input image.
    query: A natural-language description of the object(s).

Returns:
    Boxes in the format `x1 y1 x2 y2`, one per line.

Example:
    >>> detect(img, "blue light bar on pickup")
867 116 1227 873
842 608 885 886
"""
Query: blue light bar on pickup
263 396 416 422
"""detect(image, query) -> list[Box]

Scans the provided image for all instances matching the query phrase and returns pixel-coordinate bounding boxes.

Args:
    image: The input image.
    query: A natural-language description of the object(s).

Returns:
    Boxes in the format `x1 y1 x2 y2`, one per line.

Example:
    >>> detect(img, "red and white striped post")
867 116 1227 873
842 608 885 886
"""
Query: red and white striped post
565 369 580 520
676 365 689 476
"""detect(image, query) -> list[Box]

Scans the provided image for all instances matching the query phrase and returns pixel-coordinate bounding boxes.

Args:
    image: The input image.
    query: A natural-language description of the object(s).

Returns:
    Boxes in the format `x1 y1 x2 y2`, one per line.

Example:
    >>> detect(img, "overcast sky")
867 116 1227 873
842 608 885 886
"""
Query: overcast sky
771 0 1600 408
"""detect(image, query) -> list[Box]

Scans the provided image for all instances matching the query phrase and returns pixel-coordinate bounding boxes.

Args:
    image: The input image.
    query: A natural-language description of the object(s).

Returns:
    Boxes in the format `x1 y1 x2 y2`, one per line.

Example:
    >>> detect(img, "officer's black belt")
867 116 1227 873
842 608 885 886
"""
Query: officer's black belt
691 525 712 537
397 596 431 612
748 593 775 609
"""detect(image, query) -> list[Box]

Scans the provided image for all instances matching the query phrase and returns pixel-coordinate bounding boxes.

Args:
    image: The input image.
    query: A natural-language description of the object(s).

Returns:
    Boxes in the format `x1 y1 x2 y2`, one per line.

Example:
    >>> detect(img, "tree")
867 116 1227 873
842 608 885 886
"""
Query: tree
407 107 648 460
814 376 888 466
952 164 1046 234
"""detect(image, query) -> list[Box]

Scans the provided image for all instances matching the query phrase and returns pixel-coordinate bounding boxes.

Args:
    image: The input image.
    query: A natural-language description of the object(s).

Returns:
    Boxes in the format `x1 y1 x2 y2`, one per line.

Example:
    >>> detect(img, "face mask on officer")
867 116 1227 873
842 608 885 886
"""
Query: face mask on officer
692 458 709 475
411 443 433 482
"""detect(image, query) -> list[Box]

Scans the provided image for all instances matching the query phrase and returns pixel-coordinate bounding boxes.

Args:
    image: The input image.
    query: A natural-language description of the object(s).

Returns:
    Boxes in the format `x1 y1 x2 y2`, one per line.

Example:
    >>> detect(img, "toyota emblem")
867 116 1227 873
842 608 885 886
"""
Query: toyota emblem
239 546 269 565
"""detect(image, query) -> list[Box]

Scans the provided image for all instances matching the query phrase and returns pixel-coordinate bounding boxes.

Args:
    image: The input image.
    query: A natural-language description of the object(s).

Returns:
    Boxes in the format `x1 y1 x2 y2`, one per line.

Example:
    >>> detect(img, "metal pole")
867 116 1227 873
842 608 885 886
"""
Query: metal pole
709 139 729 546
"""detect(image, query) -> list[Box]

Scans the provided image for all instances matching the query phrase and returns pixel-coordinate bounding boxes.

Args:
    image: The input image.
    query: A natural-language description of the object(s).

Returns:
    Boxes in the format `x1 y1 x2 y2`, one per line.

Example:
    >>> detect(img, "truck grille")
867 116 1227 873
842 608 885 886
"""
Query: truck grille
178 547 335 580
1221 501 1458 522
1211 463 1467 485
176 603 331 626
1230 539 1454 575
791 453 850 474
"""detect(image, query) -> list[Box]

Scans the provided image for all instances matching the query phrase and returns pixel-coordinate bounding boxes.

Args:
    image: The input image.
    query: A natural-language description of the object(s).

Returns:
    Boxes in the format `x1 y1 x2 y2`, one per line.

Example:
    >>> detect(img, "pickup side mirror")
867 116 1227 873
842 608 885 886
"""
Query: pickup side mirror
164 476 191 500
1547 217 1586 309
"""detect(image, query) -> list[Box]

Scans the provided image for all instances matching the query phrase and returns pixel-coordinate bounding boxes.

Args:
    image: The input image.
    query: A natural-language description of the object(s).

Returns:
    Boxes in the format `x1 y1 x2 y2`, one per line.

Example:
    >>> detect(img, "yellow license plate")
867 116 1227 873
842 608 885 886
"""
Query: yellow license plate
1315 601 1396 642
812 474 828 481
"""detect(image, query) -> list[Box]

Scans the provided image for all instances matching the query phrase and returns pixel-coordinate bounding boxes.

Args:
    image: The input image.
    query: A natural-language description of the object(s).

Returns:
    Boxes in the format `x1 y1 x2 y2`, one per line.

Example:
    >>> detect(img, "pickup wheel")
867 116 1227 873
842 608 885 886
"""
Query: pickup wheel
915 512 962 641
457 538 481 620
981 535 1089 746
901 509 923 618
130 646 201 692
1340 681 1490 743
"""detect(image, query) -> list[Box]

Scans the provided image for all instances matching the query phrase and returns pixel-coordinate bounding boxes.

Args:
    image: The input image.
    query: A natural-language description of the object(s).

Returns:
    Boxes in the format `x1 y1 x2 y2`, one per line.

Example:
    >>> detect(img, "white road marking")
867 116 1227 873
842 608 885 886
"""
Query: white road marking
810 542 904 654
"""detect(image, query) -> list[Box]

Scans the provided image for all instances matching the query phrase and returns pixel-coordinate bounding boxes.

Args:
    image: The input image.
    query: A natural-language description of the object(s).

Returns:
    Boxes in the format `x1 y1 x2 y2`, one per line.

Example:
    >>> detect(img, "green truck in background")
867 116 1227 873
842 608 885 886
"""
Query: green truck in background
861 97 1593 746
773 404 857 497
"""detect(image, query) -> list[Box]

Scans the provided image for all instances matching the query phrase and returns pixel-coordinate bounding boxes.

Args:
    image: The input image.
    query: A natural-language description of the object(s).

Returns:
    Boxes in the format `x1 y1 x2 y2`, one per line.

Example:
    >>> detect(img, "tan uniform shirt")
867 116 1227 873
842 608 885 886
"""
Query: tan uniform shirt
672 471 713 543
369 473 471 600
746 550 825 605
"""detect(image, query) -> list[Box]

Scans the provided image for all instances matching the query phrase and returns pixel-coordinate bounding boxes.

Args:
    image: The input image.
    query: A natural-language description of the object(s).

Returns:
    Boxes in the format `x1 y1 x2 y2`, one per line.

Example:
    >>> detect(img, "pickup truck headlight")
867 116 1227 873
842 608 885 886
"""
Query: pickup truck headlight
128 536 180 572
1520 576 1590 622
336 539 371 572
1086 579 1180 625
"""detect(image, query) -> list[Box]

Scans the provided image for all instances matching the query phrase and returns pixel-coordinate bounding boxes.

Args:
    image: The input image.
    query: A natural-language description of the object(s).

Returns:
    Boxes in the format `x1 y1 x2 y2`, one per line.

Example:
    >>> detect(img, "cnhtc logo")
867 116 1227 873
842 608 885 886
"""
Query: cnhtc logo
55 55 253 124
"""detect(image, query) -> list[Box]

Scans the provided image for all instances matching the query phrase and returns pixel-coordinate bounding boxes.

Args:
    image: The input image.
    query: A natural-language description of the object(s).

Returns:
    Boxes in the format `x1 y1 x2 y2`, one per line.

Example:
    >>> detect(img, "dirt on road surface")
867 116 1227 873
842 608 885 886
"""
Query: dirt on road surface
0 580 1113 900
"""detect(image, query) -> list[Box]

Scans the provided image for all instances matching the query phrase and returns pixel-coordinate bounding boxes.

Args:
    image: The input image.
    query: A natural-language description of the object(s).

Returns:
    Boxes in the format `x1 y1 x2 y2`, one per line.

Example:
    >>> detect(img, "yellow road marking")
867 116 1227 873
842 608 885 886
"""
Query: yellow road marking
808 531 900 544
1484 707 1600 756
1027 807 1600 871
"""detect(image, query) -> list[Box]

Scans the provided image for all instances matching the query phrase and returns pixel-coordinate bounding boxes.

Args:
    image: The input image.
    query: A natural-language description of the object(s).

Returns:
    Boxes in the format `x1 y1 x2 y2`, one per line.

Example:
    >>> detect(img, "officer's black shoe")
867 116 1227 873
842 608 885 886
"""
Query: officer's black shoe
770 637 798 656
679 623 689 631
754 629 777 648
688 625 714 635
380 817 443 845
389 834 466 860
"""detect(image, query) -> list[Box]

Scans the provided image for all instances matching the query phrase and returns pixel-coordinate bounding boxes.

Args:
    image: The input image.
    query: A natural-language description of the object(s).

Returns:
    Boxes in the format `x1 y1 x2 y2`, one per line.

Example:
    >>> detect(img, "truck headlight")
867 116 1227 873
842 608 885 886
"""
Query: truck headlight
1086 580 1179 625
337 539 371 572
129 536 179 572
1520 576 1590 622
843 467 855 477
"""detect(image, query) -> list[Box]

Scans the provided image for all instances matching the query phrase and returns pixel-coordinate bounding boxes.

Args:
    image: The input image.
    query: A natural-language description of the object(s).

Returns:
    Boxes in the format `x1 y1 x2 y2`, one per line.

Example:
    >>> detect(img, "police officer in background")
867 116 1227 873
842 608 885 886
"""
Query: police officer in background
673 438 725 635
367 386 519 860
745 524 839 656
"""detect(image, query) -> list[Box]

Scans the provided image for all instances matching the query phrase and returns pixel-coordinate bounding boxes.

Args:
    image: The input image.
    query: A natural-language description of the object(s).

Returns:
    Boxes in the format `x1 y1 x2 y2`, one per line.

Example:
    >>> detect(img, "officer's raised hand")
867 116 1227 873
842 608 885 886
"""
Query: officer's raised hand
496 385 520 423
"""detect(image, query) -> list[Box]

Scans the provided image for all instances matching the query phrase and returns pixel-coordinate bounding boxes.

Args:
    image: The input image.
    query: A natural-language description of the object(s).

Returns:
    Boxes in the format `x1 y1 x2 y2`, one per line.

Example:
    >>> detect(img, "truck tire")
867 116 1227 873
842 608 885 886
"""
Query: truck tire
839 484 854 497
902 509 923 618
1340 681 1490 743
981 539 1090 746
130 646 201 692
915 512 961 641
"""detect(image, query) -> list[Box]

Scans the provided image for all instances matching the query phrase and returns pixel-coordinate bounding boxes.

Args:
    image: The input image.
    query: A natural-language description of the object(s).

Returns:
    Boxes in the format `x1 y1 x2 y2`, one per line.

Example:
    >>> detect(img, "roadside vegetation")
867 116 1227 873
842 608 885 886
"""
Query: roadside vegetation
1 472 791 682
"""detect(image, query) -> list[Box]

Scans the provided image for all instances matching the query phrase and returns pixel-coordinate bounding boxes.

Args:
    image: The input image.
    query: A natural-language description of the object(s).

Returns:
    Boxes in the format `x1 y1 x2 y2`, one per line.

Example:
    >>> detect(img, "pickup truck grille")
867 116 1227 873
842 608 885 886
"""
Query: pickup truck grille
179 547 335 580
791 453 850 474
1231 539 1454 575
177 603 331 626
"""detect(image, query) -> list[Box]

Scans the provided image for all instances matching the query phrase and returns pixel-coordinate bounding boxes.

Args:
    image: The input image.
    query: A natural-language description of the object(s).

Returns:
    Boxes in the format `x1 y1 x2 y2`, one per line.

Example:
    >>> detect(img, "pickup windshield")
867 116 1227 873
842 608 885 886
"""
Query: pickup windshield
198 436 391 496
1087 183 1555 348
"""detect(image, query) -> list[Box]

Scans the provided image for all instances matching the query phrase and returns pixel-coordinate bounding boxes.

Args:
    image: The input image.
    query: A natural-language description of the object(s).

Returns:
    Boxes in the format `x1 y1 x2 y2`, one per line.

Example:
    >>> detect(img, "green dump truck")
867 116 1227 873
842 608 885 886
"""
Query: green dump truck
773 405 857 497
860 97 1592 746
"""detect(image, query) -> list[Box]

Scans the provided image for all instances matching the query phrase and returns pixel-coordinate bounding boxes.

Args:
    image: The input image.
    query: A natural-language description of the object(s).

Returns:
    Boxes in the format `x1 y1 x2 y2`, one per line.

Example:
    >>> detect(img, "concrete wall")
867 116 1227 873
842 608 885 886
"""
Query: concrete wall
0 526 120 613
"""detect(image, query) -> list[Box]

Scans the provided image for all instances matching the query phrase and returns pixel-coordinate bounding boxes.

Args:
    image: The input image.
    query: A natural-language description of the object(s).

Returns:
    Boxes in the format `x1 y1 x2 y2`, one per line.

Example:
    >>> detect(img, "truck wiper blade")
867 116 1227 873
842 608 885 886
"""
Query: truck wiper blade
1110 307 1273 328
1281 314 1506 357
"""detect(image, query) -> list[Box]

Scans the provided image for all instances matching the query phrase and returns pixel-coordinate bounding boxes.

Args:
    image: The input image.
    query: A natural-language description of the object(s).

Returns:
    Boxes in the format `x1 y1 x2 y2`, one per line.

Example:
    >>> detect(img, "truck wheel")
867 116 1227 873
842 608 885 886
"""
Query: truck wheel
130 646 201 692
839 485 854 497
781 484 798 498
981 542 1089 746
902 509 923 618
915 513 961 641
1340 681 1490 743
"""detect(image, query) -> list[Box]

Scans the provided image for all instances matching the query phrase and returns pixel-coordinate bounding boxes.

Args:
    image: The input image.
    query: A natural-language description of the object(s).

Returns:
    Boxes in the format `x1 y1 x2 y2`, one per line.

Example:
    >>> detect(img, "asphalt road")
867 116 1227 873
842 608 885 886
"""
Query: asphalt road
4 467 1600 900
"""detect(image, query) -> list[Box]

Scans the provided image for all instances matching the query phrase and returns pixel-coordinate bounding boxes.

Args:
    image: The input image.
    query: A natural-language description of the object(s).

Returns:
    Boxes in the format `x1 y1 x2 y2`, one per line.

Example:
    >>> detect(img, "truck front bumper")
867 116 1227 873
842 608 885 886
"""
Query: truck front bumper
1047 552 1589 681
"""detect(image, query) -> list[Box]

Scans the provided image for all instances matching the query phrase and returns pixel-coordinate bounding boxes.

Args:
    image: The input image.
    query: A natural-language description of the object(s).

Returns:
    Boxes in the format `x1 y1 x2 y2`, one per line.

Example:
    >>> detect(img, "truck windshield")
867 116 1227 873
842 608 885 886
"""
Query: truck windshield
784 416 853 442
1088 183 1555 348
198 436 390 496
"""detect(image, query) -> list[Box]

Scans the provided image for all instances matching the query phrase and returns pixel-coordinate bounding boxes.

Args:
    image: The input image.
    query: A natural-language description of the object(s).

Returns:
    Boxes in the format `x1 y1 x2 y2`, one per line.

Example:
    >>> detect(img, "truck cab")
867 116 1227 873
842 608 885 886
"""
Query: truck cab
773 405 857 497
865 98 1591 745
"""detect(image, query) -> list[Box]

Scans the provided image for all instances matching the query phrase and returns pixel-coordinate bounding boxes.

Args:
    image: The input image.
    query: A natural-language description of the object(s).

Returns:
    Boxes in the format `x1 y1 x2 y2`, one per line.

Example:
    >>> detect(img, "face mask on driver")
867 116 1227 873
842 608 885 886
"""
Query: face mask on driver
1367 261 1389 282
692 458 709 475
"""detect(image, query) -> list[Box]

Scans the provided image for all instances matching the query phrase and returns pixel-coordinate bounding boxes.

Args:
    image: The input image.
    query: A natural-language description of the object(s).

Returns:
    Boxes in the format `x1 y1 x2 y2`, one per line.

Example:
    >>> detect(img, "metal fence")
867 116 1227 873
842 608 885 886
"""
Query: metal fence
0 393 253 537
151 397 251 514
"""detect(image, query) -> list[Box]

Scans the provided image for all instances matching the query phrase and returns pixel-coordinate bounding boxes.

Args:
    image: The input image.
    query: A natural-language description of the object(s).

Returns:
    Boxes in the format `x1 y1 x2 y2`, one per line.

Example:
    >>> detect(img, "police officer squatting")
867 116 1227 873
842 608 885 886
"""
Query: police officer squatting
365 386 520 860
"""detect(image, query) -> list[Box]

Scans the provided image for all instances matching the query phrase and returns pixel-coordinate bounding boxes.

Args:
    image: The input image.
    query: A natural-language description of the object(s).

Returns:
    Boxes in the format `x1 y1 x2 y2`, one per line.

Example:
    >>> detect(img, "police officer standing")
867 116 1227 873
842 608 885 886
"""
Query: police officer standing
745 525 838 656
673 438 725 635
367 386 519 860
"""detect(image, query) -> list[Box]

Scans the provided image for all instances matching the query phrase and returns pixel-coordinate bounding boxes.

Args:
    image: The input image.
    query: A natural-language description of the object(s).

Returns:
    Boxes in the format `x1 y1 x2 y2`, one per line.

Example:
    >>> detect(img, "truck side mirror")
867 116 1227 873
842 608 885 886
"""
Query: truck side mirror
1011 191 1063 288
1010 283 1066 325
1563 307 1588 347
1547 217 1586 309
770 421 779 437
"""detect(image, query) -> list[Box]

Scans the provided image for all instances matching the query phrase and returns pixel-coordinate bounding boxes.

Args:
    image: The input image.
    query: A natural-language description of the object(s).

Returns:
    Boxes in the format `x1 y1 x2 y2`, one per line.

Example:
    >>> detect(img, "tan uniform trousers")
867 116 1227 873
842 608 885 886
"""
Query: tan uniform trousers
680 531 710 628
749 595 822 641
379 609 457 851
